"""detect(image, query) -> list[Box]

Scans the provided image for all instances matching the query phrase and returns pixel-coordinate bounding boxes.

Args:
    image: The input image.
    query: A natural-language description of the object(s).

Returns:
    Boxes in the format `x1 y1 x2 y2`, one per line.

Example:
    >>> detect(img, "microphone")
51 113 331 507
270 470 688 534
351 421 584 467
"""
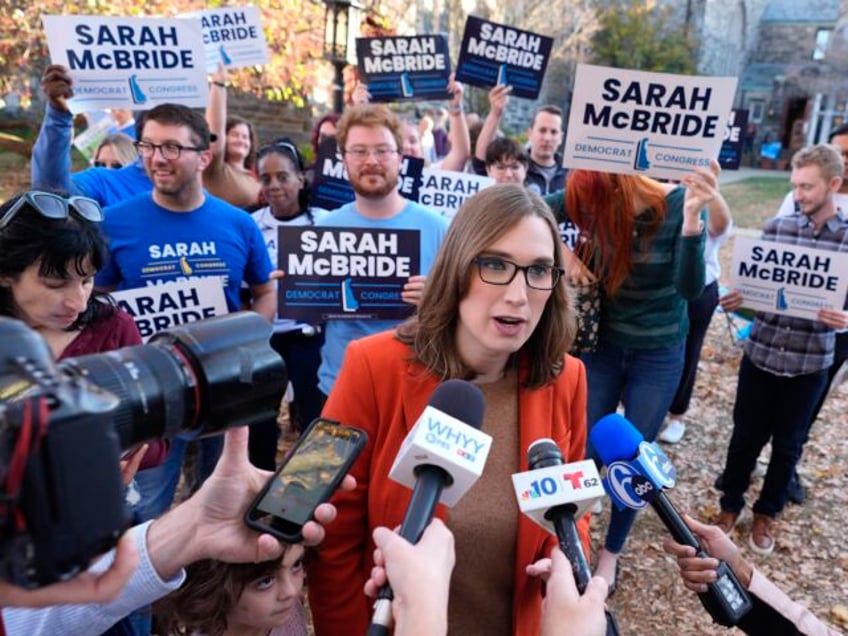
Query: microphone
368 379 491 636
511 439 604 593
590 414 752 627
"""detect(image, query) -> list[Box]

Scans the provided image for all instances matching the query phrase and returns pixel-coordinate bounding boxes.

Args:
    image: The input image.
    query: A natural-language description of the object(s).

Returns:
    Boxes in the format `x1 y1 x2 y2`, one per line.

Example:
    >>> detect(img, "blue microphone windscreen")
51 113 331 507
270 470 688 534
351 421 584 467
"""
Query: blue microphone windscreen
590 413 644 466
429 379 486 430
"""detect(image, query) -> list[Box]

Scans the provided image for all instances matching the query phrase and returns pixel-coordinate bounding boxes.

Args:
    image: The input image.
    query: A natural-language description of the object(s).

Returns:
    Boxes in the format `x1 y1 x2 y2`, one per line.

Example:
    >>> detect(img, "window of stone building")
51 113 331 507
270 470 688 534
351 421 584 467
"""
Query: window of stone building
813 29 831 60
749 100 765 124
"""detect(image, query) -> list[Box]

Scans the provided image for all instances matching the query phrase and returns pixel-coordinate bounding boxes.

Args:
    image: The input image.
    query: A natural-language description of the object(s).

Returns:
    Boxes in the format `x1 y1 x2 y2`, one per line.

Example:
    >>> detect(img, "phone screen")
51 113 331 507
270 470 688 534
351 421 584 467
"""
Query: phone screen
246 418 365 540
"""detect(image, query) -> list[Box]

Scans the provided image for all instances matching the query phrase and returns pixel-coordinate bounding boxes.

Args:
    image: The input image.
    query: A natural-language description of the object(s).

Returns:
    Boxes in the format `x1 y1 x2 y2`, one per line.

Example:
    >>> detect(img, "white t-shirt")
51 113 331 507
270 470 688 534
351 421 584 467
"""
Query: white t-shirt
251 206 331 333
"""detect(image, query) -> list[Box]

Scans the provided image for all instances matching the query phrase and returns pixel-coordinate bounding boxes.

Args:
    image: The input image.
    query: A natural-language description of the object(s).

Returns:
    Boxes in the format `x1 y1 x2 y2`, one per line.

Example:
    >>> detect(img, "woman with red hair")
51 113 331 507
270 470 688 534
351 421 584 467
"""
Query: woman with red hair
547 164 720 591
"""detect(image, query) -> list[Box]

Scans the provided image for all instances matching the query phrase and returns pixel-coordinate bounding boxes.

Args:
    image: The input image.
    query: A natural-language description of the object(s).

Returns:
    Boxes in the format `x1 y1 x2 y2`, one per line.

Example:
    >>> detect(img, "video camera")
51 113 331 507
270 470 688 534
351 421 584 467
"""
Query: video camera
0 311 286 588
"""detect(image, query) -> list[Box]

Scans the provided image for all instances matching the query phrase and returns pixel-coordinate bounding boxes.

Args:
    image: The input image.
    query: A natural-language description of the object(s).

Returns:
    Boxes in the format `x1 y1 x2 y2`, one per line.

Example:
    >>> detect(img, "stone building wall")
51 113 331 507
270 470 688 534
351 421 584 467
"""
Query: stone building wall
227 90 317 148
697 0 769 78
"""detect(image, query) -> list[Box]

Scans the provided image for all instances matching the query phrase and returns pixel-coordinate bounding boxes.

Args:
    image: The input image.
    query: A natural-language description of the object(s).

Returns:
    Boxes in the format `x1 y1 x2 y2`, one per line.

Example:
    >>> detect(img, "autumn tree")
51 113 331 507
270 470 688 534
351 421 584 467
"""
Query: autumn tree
0 0 326 107
590 0 698 74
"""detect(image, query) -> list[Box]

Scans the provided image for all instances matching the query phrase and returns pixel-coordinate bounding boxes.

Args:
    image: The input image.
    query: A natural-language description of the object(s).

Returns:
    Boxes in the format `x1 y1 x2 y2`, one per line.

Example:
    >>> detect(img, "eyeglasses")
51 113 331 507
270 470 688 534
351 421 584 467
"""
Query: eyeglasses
135 140 204 160
93 160 124 169
489 162 525 172
0 191 103 230
343 145 399 161
473 256 563 290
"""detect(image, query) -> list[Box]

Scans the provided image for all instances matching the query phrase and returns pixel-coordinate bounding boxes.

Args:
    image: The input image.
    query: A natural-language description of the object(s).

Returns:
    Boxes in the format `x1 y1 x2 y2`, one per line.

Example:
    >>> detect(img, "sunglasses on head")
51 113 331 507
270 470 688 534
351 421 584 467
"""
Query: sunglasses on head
0 191 104 231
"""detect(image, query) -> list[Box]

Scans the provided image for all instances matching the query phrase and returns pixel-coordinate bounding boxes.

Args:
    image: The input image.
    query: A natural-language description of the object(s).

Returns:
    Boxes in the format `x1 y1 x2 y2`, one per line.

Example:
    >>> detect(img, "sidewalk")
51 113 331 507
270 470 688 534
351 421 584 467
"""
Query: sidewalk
718 166 788 185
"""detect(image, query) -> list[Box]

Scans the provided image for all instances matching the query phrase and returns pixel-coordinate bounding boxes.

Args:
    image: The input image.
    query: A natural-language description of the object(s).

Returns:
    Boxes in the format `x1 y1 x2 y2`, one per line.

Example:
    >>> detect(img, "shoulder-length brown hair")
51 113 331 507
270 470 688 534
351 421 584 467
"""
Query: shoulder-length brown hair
154 555 286 636
397 183 576 389
566 169 668 297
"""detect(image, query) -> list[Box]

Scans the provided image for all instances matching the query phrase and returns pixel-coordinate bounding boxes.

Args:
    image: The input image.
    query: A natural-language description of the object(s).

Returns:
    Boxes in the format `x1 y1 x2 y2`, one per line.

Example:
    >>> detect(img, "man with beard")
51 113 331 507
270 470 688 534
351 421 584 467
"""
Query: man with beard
772 126 848 502
715 144 847 555
314 104 449 397
96 103 275 521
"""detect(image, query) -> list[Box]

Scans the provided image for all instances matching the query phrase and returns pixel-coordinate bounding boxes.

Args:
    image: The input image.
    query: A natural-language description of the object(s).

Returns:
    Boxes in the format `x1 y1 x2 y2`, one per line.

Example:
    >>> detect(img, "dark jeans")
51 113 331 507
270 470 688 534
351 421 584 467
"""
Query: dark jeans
248 329 325 470
582 338 685 553
720 355 828 517
669 281 719 415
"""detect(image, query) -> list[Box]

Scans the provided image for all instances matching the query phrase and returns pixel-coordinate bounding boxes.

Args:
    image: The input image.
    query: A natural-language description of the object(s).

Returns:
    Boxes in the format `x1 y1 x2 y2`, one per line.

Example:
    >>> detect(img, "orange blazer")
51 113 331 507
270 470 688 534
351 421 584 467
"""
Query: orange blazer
308 330 590 636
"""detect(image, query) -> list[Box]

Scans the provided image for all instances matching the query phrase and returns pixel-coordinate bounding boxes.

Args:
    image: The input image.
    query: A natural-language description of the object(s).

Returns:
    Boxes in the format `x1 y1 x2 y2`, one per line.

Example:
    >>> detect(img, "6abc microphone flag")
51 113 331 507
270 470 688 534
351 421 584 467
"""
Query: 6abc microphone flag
591 413 753 627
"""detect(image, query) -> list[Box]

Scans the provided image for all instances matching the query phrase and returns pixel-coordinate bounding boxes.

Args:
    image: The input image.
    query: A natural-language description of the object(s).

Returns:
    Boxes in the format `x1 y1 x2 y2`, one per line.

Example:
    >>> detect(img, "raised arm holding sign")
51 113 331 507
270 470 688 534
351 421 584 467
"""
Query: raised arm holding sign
455 16 553 100
563 64 736 180
41 14 208 112
355 35 452 102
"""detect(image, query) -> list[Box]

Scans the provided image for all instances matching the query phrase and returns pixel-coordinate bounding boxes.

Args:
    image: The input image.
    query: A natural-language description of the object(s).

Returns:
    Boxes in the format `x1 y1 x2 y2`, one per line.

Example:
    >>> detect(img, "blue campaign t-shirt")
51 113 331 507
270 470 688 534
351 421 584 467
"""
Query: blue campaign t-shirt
315 200 449 394
97 192 273 311
73 162 152 207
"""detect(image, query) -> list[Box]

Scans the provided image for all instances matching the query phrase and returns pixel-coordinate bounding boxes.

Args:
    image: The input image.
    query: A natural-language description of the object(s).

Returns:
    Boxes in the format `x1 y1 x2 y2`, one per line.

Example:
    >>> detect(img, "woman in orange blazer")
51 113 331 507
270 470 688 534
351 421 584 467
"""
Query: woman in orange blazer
308 183 590 636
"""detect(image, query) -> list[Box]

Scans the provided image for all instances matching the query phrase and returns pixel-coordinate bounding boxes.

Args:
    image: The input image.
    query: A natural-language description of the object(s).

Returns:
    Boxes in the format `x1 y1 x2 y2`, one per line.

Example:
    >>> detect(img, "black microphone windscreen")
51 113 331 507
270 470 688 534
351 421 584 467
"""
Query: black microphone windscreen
527 438 564 469
428 379 485 430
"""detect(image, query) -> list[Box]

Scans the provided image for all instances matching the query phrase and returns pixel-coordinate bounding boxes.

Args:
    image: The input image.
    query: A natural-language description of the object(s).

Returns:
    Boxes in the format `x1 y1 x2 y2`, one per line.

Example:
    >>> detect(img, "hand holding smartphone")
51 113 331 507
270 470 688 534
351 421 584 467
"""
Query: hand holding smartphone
245 418 366 543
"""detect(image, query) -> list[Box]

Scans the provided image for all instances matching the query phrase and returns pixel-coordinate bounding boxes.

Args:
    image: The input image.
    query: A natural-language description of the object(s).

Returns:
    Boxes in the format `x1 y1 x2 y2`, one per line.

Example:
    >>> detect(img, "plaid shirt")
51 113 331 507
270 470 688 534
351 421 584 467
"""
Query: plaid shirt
744 207 848 377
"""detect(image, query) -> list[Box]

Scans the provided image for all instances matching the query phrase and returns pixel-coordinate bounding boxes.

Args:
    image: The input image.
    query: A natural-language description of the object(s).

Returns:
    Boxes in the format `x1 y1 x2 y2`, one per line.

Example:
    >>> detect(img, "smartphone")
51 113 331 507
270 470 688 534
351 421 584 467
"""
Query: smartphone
244 418 367 543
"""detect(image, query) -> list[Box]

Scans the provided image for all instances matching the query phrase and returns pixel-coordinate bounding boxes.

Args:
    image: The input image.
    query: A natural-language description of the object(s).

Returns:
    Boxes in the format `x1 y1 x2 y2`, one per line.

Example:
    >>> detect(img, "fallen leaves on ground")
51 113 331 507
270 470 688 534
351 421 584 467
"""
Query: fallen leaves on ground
596 238 848 634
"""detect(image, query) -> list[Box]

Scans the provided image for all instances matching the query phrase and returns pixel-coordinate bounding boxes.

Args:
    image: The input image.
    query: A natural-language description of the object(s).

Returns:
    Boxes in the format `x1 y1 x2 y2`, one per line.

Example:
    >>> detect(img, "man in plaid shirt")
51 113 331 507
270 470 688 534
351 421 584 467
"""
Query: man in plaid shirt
715 143 848 556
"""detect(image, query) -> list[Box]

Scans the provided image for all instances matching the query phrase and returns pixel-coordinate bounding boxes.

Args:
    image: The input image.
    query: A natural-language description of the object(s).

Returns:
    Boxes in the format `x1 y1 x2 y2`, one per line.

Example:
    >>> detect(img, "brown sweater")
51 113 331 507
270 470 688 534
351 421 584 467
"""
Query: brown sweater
448 371 519 636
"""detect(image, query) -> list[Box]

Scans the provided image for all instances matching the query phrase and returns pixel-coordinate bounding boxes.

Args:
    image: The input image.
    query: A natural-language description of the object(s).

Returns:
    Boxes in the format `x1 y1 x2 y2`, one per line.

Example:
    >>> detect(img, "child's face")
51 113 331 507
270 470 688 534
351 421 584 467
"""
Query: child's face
229 544 306 630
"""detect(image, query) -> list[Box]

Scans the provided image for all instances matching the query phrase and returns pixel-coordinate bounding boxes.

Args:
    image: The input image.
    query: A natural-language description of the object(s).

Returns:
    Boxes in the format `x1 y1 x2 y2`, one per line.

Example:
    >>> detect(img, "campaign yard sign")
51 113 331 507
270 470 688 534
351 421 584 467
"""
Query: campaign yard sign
277 227 421 321
309 137 355 211
191 6 270 71
718 109 749 170
72 112 115 160
418 168 494 221
455 16 552 100
730 236 848 320
356 35 451 102
309 137 424 210
563 64 737 180
42 14 208 112
111 278 228 341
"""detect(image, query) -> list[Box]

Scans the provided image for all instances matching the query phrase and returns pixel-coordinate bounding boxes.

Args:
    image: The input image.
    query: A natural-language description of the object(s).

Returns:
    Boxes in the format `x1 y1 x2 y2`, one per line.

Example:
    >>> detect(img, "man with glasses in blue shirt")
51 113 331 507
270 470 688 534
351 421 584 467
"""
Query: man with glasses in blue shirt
96 103 276 522
314 104 449 398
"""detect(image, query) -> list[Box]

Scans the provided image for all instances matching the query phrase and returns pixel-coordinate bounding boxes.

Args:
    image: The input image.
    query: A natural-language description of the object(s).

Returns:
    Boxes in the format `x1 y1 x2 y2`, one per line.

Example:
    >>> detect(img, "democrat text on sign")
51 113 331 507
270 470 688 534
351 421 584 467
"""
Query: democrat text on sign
563 64 736 180
730 235 848 320
277 227 421 321
42 14 208 112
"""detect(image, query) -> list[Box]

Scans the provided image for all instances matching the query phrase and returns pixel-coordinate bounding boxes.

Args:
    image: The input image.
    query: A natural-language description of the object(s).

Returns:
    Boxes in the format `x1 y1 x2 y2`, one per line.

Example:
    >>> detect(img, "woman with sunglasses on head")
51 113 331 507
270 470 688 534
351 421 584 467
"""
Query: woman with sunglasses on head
0 190 139 358
308 184 590 636
0 189 169 636
0 190 167 454
204 64 261 210
248 140 330 467
92 133 137 170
